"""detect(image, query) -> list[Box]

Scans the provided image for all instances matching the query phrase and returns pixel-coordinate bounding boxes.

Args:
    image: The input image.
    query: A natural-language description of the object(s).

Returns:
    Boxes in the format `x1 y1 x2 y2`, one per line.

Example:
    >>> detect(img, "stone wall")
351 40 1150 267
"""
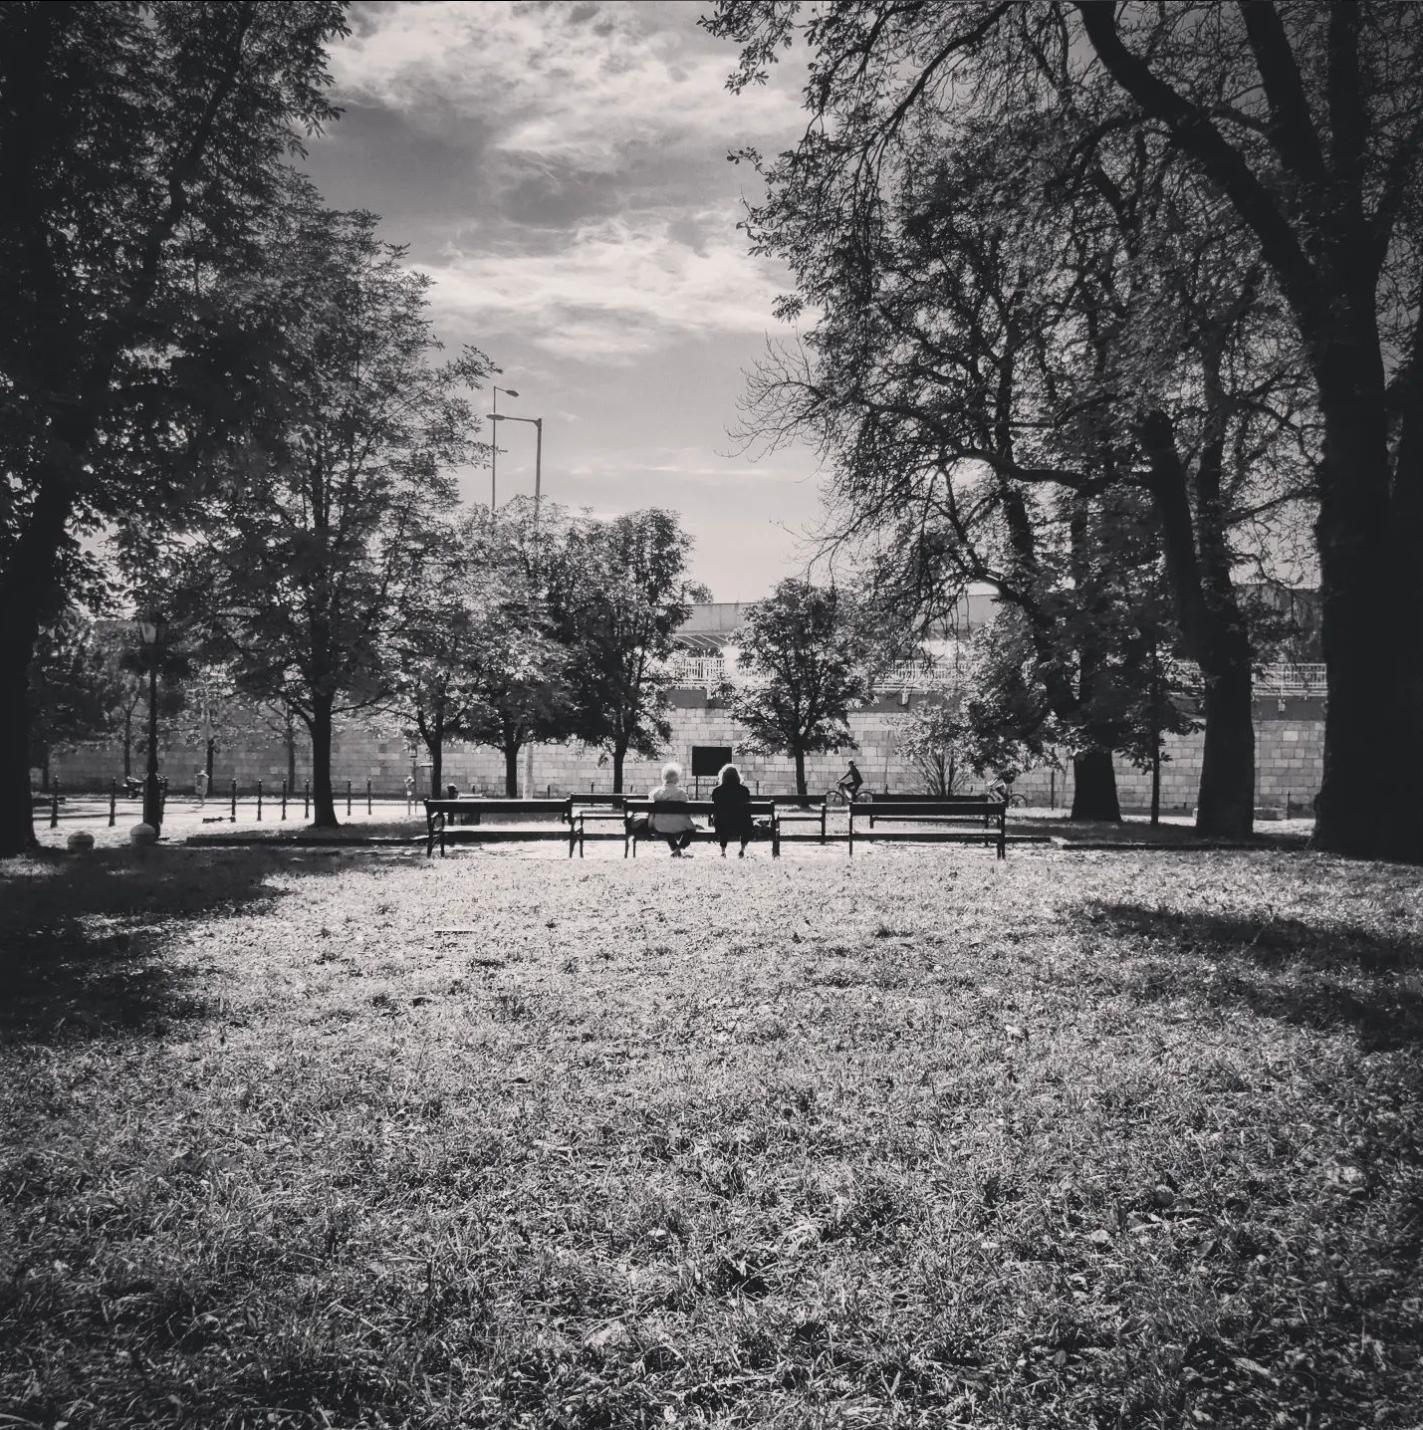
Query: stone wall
48 690 1326 811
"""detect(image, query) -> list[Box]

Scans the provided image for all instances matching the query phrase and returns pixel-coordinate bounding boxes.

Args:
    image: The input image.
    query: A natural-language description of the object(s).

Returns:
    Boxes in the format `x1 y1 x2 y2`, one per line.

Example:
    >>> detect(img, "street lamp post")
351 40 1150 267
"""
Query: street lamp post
489 411 545 795
490 385 519 510
488 413 543 526
136 610 167 833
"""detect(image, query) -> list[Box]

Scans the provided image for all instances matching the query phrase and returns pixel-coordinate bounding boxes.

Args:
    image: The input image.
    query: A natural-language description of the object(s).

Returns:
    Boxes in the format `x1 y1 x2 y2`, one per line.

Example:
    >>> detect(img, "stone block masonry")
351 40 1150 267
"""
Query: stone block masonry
48 691 1326 810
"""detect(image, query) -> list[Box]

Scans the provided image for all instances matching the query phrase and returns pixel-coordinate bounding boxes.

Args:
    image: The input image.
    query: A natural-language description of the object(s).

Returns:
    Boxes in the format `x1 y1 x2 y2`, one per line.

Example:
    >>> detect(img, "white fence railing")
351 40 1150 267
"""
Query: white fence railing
663 653 1329 699
1252 663 1327 697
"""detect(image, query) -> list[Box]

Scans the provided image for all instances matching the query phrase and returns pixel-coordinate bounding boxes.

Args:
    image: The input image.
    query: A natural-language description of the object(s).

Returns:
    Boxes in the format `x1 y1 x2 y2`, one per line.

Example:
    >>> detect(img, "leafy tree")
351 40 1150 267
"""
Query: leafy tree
0 0 350 854
547 510 695 793
708 0 1423 859
728 580 877 797
387 510 570 800
27 608 122 789
174 199 491 826
898 623 1059 799
708 10 1312 832
166 663 302 789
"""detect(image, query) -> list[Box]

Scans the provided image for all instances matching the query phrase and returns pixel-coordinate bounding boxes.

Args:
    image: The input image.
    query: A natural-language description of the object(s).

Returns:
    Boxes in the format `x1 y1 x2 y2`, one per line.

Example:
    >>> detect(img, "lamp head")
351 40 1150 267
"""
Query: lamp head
136 610 167 646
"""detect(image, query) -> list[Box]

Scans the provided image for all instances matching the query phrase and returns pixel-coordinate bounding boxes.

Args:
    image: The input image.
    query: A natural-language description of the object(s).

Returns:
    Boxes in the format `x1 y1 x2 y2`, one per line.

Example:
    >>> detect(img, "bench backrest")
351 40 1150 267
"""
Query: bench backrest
768 795 827 808
856 799 1005 817
871 791 994 803
425 798 570 815
621 798 775 817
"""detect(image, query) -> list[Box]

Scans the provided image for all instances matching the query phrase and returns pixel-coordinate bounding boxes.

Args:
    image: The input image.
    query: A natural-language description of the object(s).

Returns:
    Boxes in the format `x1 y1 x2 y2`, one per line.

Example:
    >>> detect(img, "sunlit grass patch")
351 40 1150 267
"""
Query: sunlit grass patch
2 846 1421 1427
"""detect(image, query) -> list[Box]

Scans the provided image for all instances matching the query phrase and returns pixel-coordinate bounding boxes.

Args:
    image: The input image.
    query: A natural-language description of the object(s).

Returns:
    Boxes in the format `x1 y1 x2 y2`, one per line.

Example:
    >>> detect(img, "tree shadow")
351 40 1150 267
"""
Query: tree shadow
1087 900 1423 1053
0 846 362 1044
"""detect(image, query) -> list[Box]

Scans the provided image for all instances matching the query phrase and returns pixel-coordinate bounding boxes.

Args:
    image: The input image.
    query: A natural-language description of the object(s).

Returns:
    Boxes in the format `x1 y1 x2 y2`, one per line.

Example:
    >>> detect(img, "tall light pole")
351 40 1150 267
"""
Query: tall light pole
490 385 519 510
488 412 543 526
489 411 545 796
136 610 167 833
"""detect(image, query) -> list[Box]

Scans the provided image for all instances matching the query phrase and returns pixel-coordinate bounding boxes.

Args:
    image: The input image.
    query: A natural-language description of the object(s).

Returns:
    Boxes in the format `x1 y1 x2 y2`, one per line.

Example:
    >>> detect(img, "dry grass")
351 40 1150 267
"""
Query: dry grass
2 841 1421 1429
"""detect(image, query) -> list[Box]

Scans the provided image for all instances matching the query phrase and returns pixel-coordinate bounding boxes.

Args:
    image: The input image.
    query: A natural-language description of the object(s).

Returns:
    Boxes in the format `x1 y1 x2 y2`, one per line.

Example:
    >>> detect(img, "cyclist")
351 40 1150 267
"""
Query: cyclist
837 759 865 804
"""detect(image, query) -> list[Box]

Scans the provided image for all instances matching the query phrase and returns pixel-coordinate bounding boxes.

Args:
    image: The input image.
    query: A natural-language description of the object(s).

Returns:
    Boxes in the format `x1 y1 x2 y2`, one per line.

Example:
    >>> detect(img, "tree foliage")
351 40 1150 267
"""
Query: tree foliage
172 197 491 826
728 580 876 796
27 608 122 784
707 0 1423 859
547 509 696 793
0 0 350 853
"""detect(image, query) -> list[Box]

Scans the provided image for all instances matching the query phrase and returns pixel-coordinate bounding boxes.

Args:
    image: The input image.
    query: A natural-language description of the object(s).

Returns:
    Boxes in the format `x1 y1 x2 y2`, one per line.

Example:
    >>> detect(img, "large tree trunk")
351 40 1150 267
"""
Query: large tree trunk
612 746 625 794
794 748 807 797
309 693 338 827
424 719 443 807
1071 748 1120 821
503 743 519 797
1312 358 1423 862
0 636 39 856
1142 408 1256 838
123 710 134 779
1195 654 1255 835
0 474 74 855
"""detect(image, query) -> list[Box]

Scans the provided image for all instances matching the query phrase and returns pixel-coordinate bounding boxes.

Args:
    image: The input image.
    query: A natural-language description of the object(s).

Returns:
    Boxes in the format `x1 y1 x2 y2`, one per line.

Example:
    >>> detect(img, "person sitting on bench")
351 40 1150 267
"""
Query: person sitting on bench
650 762 696 857
711 762 754 858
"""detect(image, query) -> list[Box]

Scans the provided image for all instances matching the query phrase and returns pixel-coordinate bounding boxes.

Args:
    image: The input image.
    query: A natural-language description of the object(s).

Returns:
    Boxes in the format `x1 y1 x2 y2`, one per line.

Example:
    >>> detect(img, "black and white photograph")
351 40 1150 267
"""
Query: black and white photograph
3 2 1422 1425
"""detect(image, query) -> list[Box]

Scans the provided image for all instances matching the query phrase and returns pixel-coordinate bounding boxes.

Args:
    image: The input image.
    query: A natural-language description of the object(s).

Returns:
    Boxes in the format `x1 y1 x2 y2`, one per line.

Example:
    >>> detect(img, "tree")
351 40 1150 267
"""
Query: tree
898 693 974 798
708 0 1423 859
0 0 350 855
708 5 1314 835
174 199 491 826
728 580 876 796
548 510 695 793
27 608 121 790
1075 1 1423 859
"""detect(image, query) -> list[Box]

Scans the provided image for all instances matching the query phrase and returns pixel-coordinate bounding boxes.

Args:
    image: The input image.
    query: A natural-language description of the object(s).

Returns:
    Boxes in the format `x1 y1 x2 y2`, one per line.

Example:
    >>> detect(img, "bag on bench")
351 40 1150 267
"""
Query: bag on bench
628 814 652 837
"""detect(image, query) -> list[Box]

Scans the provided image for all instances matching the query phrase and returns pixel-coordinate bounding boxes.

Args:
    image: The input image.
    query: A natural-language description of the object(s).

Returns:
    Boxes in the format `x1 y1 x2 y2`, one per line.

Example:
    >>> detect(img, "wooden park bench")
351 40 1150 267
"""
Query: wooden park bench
569 798 781 858
561 793 627 823
848 797 1007 859
424 797 573 857
864 791 993 827
768 794 829 843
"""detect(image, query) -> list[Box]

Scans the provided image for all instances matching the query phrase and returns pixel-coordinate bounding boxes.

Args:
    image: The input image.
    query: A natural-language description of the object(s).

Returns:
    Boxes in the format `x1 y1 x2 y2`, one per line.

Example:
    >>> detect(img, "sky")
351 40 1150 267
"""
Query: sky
298 0 829 602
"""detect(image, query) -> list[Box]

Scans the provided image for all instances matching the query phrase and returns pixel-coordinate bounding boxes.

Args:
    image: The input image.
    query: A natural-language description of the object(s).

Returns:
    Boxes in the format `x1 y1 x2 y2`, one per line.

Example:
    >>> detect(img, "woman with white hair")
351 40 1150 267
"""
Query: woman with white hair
649 761 697 856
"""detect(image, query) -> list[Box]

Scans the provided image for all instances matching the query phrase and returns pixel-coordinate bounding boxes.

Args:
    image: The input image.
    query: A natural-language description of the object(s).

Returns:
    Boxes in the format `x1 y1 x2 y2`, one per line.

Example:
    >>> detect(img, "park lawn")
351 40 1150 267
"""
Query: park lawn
1 844 1421 1429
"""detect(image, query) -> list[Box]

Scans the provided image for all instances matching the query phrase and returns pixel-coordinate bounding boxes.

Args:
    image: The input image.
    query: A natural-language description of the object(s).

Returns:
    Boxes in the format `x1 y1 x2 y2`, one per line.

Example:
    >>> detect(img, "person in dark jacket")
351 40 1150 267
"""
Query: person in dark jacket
711 762 754 858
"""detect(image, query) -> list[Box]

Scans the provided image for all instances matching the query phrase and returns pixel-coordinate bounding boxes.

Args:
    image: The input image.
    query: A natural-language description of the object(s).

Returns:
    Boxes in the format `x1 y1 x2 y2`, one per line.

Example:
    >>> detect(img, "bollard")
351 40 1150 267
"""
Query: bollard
231 779 237 823
50 779 59 829
346 780 352 816
281 779 288 821
304 781 310 819
109 779 117 828
256 779 263 822
367 779 372 814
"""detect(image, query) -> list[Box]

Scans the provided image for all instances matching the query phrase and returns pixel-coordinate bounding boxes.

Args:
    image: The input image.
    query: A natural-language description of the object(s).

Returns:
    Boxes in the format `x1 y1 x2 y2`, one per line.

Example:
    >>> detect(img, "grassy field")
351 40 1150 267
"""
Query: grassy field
2 841 1421 1429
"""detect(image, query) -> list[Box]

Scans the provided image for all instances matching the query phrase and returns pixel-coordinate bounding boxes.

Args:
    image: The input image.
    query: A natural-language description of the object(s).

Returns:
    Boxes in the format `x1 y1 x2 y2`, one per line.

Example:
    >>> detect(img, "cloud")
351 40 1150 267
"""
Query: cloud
330 1 803 179
423 208 792 362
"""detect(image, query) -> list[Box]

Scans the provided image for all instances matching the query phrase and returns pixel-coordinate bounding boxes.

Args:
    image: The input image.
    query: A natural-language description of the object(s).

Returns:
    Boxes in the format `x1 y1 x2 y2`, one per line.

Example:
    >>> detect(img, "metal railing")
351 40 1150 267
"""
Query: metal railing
1252 663 1327 696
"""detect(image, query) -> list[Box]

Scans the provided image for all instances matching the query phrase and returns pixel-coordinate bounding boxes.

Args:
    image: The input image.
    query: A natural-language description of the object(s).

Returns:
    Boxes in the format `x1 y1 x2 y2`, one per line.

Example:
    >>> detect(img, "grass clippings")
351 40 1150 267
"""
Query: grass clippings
2 842 1421 1429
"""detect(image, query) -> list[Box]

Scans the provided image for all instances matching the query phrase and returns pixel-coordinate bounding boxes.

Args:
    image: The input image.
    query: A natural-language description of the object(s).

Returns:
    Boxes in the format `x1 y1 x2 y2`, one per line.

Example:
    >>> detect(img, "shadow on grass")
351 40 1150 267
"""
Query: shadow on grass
1090 901 1423 1052
0 846 359 1045
1022 816 1310 849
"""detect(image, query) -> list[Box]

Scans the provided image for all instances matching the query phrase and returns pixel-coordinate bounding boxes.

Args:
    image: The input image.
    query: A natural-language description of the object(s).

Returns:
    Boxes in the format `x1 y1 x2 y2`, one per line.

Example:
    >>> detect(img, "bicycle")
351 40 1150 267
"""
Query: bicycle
826 781 864 808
